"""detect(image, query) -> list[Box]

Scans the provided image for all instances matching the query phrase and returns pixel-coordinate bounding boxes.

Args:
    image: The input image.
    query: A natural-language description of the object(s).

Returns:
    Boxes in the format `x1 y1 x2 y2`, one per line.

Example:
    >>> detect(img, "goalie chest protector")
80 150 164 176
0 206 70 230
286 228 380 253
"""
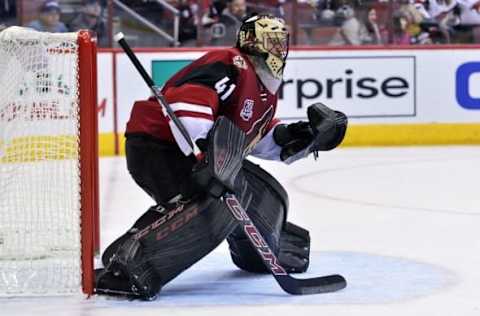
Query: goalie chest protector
126 48 280 149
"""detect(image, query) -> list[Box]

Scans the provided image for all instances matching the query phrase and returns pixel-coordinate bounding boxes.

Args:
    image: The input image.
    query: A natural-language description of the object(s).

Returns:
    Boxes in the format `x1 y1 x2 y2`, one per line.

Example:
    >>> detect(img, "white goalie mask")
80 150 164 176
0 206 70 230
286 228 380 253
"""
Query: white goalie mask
236 14 289 94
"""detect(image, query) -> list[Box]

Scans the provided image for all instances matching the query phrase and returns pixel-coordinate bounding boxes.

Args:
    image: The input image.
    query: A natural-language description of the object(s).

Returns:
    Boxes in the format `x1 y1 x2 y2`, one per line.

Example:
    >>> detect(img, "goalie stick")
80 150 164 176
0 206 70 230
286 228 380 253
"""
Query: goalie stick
114 32 347 295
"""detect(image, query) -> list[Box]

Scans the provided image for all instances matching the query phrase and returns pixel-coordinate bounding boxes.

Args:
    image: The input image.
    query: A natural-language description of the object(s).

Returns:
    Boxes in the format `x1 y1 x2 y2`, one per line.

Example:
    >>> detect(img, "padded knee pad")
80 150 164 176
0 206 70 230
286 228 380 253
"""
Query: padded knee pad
143 199 237 285
227 160 310 273
228 222 311 274
98 197 239 299
278 222 310 273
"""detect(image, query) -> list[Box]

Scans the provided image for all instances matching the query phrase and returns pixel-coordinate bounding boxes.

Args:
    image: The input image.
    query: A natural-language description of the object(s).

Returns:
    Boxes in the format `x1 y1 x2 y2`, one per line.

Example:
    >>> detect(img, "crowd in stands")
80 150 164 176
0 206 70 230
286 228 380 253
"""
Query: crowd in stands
0 0 107 45
204 0 247 45
306 0 480 44
0 0 17 30
1 0 480 46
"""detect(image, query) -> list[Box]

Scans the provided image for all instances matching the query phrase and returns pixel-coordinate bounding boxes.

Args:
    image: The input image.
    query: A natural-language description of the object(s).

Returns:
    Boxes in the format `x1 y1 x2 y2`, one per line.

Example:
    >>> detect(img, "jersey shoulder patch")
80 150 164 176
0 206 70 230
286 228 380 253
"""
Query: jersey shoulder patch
232 55 248 70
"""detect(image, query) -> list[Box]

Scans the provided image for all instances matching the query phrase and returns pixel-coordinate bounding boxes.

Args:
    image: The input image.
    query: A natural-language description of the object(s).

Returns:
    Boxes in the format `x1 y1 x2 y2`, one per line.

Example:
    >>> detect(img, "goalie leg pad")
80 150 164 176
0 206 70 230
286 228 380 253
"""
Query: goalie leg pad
144 200 237 285
278 222 310 273
95 264 161 301
227 160 310 273
97 221 163 300
98 117 250 298
95 268 136 297
98 197 238 299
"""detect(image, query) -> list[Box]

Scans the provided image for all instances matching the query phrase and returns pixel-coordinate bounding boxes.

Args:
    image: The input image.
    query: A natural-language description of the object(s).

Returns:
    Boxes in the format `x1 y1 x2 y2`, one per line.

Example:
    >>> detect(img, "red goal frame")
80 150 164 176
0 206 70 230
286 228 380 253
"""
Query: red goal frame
78 30 100 296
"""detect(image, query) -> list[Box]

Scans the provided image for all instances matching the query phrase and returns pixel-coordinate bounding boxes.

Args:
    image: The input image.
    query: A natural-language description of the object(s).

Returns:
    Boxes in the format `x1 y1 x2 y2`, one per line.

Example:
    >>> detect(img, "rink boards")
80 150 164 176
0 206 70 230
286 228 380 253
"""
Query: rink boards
92 46 480 155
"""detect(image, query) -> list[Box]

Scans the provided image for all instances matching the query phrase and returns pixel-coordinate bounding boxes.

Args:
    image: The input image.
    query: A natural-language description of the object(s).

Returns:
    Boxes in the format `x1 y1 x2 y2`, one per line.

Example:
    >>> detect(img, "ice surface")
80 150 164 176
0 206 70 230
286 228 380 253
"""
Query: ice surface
3 146 480 316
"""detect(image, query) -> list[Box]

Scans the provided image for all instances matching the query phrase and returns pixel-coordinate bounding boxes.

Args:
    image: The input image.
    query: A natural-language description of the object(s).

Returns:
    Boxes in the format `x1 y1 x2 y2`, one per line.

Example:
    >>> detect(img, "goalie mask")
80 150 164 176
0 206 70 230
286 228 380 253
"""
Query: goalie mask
237 14 289 94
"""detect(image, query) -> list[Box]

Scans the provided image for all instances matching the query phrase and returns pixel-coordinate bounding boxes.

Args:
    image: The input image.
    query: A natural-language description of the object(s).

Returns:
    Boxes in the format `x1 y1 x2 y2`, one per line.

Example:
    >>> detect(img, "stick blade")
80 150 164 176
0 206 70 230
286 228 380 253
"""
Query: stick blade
276 274 347 295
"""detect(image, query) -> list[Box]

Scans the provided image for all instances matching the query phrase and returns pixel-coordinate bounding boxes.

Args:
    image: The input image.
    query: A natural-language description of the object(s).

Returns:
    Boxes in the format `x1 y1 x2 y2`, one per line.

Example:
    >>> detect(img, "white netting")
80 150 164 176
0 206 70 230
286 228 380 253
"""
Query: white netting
0 27 82 295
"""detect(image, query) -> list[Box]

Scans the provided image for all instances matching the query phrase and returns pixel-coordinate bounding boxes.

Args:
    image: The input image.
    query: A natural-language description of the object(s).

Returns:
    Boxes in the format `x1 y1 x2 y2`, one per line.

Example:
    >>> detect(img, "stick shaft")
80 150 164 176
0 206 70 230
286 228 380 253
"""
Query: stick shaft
115 33 199 155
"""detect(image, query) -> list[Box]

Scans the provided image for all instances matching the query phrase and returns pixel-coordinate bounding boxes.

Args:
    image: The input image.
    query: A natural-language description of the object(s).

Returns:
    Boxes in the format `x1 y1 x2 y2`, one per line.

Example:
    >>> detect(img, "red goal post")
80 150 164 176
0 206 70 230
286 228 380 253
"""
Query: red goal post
78 30 100 295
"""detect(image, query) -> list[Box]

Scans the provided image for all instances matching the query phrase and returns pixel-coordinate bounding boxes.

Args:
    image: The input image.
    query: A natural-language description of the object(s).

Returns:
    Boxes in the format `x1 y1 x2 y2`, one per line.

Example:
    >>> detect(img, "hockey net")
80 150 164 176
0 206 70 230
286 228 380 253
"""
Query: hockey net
0 27 98 296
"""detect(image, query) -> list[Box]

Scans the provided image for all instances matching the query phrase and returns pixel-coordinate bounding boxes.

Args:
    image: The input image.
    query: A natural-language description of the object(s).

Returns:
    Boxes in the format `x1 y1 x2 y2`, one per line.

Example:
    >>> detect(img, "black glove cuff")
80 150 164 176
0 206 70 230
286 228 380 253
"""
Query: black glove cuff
272 124 290 146
273 122 314 161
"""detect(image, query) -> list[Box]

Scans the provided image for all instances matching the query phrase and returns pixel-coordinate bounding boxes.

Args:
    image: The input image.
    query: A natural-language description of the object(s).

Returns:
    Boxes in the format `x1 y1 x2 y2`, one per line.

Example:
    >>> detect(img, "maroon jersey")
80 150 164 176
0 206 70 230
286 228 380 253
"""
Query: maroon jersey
126 48 280 155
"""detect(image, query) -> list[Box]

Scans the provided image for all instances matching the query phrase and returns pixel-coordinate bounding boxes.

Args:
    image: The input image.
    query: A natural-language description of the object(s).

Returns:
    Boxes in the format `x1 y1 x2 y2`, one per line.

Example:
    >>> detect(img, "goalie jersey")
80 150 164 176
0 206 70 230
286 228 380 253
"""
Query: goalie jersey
126 48 281 159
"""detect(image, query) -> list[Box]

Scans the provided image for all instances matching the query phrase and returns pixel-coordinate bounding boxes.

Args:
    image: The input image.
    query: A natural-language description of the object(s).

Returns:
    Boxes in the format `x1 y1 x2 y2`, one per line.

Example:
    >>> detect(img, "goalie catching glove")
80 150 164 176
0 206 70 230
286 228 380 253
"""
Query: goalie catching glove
273 102 348 164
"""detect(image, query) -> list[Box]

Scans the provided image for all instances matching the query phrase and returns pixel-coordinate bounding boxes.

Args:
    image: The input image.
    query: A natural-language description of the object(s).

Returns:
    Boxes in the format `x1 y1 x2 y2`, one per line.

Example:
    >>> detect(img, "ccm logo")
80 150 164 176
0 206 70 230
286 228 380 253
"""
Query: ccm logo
456 62 480 109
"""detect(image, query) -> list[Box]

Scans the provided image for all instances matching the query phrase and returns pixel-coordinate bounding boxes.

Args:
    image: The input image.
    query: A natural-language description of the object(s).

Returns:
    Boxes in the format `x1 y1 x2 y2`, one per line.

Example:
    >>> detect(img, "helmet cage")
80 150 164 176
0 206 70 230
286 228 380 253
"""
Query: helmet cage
262 31 289 76
263 31 289 60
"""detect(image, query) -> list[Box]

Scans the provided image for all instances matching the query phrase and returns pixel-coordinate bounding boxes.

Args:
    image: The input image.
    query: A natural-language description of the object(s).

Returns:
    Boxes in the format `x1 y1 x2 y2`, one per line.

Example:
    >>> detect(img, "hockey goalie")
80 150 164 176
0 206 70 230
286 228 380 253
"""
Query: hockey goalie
95 14 348 300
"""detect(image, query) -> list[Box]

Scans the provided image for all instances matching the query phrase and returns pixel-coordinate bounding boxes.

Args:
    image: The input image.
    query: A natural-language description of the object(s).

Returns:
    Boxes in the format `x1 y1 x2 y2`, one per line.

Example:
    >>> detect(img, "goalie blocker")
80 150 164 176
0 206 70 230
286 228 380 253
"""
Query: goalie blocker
96 118 311 300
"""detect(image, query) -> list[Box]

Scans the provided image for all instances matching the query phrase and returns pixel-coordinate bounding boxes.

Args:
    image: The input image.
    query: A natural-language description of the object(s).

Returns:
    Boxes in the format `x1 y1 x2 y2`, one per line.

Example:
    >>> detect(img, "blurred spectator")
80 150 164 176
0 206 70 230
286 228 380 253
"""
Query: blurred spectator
392 11 412 44
362 7 383 44
202 0 227 27
398 0 425 33
0 0 16 29
316 0 338 25
394 0 434 44
27 1 68 33
69 0 107 46
454 0 480 42
210 0 247 46
168 0 198 46
125 0 165 29
329 1 370 45
180 0 198 45
426 0 459 42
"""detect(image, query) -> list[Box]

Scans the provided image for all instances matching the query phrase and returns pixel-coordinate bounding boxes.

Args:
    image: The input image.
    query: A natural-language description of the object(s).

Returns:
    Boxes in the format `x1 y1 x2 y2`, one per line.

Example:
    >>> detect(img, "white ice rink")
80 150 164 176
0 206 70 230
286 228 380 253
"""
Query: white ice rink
3 146 480 316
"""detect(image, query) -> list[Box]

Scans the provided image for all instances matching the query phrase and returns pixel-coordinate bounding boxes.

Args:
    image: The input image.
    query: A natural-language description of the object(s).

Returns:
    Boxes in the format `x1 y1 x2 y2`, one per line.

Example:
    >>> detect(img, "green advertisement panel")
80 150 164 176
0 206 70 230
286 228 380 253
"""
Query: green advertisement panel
151 60 193 87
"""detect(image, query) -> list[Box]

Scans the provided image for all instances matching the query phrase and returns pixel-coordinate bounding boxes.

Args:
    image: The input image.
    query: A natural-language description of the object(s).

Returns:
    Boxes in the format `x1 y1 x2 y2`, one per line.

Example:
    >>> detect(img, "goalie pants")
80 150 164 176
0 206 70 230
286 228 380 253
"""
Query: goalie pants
108 135 310 287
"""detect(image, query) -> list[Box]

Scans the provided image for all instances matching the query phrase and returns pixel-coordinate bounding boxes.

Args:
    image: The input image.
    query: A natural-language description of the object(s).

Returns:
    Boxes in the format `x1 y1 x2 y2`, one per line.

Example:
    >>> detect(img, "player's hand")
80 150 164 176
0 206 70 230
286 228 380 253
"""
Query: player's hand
273 121 314 161
191 158 232 198
274 103 348 163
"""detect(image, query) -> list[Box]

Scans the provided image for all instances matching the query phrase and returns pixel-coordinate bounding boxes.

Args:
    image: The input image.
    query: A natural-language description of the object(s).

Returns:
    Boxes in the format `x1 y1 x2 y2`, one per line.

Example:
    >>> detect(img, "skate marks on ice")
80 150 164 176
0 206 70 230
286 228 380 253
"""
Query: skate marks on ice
288 154 480 217
95 251 456 306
